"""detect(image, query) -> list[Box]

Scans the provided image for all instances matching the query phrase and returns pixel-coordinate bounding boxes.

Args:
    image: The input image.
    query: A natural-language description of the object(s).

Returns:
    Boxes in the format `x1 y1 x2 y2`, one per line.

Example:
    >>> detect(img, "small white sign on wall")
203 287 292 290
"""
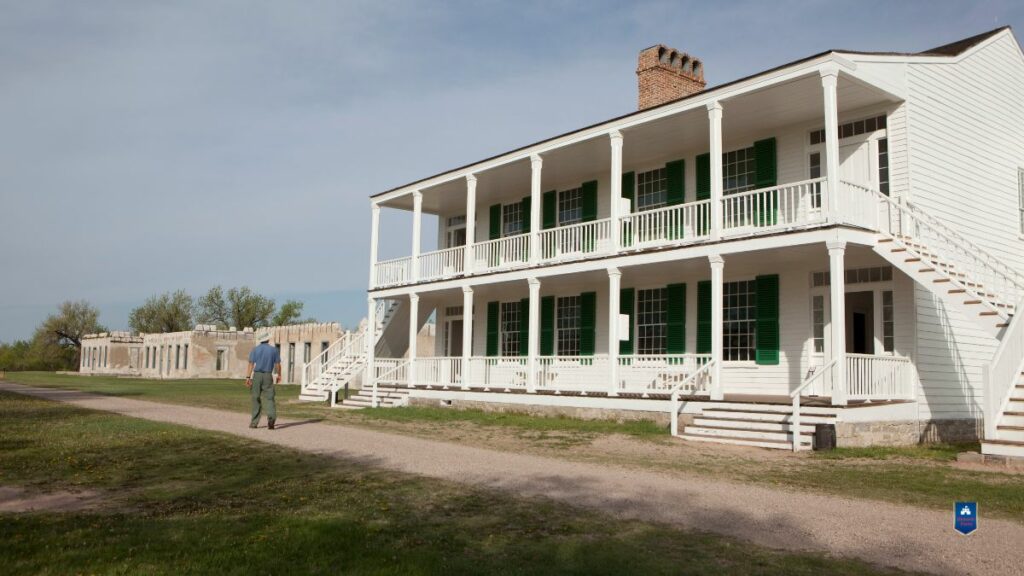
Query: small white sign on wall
618 314 630 340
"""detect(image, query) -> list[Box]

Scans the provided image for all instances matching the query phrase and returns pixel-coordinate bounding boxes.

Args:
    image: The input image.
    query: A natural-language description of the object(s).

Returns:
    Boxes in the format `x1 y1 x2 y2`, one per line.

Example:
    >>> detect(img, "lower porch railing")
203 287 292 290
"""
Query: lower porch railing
846 353 916 401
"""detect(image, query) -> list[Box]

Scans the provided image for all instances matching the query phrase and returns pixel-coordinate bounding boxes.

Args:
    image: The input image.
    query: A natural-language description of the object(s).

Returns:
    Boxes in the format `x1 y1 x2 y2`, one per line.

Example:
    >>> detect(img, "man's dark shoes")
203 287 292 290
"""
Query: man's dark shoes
268 419 275 430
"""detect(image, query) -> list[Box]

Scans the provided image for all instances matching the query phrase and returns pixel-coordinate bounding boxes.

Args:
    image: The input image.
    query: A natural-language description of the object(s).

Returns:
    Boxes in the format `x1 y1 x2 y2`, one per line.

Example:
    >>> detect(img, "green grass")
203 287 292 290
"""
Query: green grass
8 371 1024 522
0 391 908 575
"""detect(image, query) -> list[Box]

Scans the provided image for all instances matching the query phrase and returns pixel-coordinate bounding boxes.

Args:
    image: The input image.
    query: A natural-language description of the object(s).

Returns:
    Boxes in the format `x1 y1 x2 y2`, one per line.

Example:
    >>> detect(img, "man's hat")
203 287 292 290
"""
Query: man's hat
256 331 271 343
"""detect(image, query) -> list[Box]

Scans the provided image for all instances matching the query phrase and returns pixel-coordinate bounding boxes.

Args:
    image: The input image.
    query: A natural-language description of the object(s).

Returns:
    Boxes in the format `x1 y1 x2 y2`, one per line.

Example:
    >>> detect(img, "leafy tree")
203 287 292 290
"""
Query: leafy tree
0 340 32 371
128 290 194 333
30 300 105 370
272 300 309 326
195 286 276 329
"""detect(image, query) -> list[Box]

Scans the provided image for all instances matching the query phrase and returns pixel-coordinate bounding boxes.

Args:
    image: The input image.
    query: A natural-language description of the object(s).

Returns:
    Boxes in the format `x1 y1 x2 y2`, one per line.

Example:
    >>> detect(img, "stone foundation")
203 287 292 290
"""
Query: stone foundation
836 418 981 447
407 397 679 428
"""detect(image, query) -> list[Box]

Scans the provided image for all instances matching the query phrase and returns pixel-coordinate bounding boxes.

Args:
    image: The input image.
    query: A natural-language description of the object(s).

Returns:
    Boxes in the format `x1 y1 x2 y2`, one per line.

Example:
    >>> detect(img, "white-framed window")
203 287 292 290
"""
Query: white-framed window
809 151 823 208
447 215 467 248
810 115 887 144
558 188 583 226
502 204 523 237
556 296 581 356
812 266 893 287
723 147 756 195
811 294 825 355
1018 168 1024 235
882 290 894 353
216 348 228 371
723 280 757 361
500 302 521 357
636 288 667 355
878 138 890 196
636 168 667 211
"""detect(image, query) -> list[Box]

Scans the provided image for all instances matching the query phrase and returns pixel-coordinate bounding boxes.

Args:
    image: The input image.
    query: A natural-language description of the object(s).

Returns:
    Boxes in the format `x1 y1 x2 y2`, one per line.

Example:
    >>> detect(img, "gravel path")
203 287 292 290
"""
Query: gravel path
4 381 1021 576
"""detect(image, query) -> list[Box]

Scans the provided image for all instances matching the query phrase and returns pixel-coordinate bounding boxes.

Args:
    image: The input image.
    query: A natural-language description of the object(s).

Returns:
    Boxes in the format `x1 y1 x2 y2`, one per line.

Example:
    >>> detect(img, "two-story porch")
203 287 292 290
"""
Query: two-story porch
313 41 1023 451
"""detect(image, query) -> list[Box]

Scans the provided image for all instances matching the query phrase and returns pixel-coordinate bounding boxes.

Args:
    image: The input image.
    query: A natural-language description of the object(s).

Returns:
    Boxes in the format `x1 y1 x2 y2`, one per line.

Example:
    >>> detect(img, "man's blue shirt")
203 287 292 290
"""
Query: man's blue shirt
249 343 281 373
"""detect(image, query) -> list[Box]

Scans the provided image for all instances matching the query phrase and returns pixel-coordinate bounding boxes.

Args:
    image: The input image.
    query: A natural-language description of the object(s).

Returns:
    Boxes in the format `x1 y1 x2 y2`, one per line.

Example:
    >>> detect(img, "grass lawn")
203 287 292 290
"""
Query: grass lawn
0 391 908 575
8 371 1024 523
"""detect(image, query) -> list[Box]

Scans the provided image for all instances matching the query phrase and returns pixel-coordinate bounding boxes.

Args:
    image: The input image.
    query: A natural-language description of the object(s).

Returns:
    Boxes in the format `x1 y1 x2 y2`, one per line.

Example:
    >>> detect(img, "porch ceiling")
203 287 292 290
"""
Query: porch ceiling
379 72 897 214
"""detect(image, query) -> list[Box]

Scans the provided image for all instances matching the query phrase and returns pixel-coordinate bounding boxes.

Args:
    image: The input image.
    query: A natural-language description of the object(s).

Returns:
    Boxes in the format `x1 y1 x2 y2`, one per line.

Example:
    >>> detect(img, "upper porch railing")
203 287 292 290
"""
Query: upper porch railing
372 177 856 289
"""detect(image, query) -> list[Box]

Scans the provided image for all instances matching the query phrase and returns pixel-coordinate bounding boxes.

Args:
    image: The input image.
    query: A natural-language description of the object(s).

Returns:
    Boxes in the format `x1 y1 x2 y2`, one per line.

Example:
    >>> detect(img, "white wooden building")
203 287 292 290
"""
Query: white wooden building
302 28 1024 454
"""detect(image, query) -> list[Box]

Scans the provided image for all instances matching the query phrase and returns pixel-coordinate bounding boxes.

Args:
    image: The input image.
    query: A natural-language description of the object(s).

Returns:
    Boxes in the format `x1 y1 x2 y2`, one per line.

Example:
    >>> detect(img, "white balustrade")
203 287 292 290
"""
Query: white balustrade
302 330 366 393
721 178 826 235
620 201 711 249
983 297 1024 439
471 233 531 274
536 356 609 393
845 354 915 401
837 181 880 230
464 357 530 391
538 219 612 262
618 354 713 395
414 357 463 388
374 359 408 386
870 185 1024 311
418 246 465 282
374 257 412 288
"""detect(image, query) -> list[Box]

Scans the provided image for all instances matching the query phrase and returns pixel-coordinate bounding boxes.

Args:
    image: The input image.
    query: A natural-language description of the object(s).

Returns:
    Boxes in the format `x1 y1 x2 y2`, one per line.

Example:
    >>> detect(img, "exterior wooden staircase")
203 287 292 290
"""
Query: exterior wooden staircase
678 403 835 450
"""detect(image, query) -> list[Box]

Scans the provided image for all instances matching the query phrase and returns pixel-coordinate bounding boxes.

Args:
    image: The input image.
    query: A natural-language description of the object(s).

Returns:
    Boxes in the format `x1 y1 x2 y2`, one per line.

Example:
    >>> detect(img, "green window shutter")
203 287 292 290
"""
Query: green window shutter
542 190 557 230
580 292 596 356
520 196 532 234
695 153 711 201
755 274 780 365
696 280 712 355
619 287 635 355
666 159 685 205
518 298 530 356
753 137 777 188
753 137 778 227
581 180 598 222
540 296 555 356
489 204 502 240
666 283 686 354
486 301 500 356
621 171 635 210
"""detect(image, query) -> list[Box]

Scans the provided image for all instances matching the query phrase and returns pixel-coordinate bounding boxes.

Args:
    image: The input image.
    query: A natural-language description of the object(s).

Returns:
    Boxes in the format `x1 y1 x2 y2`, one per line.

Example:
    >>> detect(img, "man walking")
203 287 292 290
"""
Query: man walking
247 332 281 429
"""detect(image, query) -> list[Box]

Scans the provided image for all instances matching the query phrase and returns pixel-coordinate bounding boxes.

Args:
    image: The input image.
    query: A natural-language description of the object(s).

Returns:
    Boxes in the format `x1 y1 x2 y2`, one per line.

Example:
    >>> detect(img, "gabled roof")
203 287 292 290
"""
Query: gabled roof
373 26 1014 199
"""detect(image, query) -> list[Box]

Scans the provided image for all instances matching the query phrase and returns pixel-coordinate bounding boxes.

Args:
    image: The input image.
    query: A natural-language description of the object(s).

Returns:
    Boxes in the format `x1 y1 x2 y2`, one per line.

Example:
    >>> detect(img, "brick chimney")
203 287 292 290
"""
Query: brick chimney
637 45 706 110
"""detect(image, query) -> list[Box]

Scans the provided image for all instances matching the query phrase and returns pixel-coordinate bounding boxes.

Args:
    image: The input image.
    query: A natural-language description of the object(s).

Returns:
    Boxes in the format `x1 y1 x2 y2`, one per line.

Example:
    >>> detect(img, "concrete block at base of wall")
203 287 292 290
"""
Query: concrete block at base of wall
835 418 981 447
407 397 678 429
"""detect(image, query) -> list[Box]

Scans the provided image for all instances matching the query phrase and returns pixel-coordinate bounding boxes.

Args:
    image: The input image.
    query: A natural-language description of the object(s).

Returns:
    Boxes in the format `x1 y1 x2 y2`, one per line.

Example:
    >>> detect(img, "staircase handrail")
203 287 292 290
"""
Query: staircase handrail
863 184 1024 309
371 359 409 408
669 360 716 436
901 197 1024 288
790 358 838 452
983 297 1024 439
301 329 367 393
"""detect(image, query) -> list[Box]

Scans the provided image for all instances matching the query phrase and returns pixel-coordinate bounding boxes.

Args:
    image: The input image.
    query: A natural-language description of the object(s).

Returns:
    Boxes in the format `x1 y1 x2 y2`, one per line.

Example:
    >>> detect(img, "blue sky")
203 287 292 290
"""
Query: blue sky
1 0 1022 341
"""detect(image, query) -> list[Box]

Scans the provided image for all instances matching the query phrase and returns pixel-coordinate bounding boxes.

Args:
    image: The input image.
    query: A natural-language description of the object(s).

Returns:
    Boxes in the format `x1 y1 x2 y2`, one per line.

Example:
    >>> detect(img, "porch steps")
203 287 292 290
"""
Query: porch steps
677 404 834 450
298 389 329 402
982 375 1024 459
342 386 410 409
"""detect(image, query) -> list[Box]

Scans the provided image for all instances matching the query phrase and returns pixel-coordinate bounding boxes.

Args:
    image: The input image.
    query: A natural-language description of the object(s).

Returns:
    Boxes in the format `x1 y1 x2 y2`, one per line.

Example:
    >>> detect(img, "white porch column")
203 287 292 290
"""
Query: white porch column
407 293 419 388
529 154 543 264
708 102 724 241
411 190 423 282
366 297 377 408
369 203 381 288
527 277 541 392
828 240 848 406
465 174 477 274
709 254 725 400
821 67 841 220
607 267 622 396
609 131 623 252
461 286 474 390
